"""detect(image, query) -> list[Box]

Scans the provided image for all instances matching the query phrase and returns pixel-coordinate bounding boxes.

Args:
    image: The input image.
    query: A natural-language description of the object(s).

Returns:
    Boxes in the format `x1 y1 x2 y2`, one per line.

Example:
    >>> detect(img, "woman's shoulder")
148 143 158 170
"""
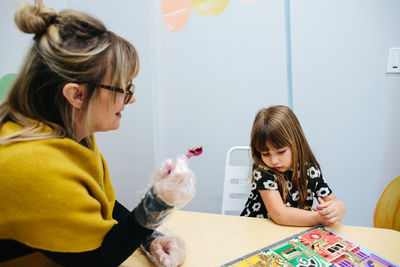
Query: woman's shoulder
1 121 97 156
0 125 102 179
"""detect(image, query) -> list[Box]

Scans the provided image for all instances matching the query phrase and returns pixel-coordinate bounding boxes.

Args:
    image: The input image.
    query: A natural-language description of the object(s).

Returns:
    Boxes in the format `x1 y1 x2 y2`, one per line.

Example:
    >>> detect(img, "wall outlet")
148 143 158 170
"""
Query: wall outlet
386 47 400 73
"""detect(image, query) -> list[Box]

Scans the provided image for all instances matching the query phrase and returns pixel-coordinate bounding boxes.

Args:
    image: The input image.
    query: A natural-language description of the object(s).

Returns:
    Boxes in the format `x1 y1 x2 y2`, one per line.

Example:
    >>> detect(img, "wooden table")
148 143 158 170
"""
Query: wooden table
121 211 400 266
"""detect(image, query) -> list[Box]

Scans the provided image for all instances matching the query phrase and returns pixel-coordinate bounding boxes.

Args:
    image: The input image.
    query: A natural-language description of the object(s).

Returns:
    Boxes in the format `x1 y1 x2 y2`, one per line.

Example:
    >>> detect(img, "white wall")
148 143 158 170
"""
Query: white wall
1 0 399 227
290 0 400 226
152 0 288 213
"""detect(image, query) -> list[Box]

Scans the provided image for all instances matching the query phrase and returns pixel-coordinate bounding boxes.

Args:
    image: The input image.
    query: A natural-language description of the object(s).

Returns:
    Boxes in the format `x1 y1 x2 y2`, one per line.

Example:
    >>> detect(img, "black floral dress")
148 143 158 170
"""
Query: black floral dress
240 164 332 218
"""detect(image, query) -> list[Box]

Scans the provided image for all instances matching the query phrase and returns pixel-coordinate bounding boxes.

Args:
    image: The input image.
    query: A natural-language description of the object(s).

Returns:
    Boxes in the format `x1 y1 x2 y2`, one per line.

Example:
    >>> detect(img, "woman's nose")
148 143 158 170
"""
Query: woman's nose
127 94 136 104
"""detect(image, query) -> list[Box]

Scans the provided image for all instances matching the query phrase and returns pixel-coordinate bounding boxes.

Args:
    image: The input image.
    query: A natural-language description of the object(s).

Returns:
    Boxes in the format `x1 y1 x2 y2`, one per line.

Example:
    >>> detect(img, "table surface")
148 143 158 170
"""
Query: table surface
121 210 400 266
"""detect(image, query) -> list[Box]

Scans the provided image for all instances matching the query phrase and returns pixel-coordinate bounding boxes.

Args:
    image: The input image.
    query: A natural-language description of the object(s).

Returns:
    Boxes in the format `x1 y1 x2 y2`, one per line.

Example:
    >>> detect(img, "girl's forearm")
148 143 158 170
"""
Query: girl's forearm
270 207 322 227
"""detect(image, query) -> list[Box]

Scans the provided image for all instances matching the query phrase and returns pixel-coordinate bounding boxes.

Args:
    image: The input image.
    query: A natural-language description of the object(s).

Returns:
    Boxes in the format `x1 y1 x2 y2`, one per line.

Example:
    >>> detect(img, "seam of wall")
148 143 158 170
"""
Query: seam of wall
149 0 160 166
285 0 293 109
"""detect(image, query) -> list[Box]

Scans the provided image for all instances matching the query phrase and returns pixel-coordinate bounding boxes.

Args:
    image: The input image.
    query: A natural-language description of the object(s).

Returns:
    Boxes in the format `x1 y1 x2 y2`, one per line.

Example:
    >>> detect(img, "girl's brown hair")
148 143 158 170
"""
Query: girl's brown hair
0 0 139 148
250 105 320 209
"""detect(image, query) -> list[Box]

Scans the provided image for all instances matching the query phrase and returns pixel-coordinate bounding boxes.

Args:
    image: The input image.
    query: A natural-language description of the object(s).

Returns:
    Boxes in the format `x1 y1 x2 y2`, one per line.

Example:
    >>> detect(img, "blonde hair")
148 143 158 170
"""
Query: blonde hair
0 0 139 148
250 105 320 209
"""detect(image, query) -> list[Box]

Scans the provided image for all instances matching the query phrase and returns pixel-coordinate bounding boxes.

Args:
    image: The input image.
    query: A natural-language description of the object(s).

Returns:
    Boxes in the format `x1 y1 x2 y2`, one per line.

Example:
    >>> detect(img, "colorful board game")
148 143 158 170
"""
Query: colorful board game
221 225 398 267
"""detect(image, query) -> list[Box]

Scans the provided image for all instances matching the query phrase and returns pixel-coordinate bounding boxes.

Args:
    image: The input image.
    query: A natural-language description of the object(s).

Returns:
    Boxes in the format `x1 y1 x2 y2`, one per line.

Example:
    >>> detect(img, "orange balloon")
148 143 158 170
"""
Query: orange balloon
162 0 192 32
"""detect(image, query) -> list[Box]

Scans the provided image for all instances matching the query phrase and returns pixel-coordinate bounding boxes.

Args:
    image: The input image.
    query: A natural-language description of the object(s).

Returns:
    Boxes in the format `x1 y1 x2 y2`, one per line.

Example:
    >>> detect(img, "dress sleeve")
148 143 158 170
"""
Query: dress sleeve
253 166 278 191
309 166 333 198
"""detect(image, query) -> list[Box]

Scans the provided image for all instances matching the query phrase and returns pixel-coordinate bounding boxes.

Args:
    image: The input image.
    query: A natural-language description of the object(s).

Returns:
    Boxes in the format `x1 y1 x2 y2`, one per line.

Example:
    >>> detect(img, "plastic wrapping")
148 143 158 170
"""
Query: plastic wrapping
133 187 174 229
153 155 196 207
134 155 196 229
141 231 186 267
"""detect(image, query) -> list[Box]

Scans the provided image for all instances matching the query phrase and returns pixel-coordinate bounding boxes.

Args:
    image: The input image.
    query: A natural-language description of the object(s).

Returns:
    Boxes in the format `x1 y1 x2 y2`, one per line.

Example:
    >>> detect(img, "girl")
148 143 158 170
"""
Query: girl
241 105 346 226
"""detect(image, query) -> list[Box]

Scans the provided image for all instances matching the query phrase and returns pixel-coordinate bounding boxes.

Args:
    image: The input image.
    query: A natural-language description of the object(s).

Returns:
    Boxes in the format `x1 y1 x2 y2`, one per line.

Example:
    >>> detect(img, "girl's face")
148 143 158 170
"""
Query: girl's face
260 145 293 173
91 79 136 133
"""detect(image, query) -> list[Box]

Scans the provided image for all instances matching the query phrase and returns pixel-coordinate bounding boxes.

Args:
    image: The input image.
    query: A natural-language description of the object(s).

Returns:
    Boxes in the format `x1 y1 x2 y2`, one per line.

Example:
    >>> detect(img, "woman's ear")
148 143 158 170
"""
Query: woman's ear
62 83 87 109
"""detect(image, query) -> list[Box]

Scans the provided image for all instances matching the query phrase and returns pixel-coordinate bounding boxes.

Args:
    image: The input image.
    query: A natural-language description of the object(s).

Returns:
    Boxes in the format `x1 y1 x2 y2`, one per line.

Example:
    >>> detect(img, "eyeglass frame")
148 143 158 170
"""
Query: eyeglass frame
74 80 135 104
97 80 135 104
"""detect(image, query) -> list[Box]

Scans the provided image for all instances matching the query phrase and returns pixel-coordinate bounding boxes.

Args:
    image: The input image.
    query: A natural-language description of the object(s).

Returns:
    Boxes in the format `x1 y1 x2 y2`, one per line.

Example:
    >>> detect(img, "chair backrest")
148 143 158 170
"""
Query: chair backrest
374 176 400 231
221 146 252 215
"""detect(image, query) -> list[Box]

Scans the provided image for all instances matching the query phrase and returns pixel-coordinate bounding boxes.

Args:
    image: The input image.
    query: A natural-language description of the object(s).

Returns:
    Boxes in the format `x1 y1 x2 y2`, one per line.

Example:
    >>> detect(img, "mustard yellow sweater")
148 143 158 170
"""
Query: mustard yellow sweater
0 121 117 255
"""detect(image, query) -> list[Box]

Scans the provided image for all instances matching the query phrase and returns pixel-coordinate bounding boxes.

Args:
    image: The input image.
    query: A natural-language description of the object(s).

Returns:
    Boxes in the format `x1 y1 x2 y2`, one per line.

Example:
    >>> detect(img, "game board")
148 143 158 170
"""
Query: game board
221 225 397 267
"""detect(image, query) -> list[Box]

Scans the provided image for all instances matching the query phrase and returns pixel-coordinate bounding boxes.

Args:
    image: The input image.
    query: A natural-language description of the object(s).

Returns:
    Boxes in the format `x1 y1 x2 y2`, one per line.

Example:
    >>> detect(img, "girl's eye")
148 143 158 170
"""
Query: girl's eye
261 152 270 157
278 150 286 154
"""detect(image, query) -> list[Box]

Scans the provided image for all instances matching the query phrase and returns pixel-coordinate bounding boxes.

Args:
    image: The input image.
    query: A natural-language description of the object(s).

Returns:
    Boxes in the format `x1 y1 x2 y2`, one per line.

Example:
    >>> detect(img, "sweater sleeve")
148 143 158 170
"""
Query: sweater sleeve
112 200 131 221
1 201 157 266
42 200 154 267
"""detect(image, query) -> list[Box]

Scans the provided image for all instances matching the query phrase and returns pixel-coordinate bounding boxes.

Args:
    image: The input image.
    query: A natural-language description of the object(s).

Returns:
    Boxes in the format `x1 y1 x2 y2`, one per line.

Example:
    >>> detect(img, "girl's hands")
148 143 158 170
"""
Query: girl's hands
150 235 186 267
316 196 346 226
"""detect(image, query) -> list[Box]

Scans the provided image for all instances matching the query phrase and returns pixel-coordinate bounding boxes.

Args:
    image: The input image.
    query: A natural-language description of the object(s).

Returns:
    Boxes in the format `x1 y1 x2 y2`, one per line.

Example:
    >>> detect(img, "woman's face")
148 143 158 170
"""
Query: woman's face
260 145 293 173
91 78 136 133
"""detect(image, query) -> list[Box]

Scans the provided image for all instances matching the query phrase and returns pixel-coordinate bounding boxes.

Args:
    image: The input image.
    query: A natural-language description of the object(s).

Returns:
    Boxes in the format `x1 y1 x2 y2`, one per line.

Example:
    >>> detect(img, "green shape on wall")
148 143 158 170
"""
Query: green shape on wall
0 74 17 102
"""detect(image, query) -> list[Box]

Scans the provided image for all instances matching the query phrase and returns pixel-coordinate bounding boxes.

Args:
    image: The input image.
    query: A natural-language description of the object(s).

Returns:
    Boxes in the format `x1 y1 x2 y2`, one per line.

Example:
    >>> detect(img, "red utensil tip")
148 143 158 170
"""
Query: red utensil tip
186 146 203 159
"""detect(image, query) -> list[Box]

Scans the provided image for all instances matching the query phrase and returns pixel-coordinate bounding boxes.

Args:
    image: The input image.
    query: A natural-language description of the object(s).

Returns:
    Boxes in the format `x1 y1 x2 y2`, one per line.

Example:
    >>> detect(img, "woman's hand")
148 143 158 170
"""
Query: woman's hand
316 196 346 225
150 235 186 267
153 156 195 207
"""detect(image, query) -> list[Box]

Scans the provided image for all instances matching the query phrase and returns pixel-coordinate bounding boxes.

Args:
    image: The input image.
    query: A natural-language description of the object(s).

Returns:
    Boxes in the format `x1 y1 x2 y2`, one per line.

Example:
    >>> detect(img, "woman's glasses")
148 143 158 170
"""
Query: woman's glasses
97 80 135 104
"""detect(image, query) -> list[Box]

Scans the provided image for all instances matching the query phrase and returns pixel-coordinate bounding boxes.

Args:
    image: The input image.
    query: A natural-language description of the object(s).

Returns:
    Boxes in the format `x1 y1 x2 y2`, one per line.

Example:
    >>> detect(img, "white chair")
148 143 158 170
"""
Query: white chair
221 146 252 215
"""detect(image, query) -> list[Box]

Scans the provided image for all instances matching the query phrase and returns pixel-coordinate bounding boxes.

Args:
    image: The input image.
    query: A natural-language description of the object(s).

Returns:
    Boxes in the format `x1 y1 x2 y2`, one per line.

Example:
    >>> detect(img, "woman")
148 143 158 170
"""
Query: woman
0 1 194 266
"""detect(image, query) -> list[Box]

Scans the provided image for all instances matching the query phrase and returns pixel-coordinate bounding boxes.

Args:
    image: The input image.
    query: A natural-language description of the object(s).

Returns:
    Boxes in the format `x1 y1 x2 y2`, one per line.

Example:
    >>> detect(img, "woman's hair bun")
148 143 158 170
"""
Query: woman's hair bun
14 0 57 35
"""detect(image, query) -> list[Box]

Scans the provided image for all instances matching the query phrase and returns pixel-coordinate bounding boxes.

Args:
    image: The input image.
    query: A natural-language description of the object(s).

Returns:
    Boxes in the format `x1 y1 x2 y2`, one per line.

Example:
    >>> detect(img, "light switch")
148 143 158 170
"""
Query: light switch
386 47 400 73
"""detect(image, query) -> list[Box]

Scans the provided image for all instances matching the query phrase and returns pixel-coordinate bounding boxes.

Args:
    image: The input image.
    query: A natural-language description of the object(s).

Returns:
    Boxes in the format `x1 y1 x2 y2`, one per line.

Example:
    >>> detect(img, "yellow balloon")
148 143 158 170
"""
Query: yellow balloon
191 0 230 17
374 176 400 231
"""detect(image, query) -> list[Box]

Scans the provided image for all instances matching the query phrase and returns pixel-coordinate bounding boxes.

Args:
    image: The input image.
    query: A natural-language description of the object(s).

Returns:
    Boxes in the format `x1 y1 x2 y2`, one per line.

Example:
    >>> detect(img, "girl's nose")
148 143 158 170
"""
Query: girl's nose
270 155 279 165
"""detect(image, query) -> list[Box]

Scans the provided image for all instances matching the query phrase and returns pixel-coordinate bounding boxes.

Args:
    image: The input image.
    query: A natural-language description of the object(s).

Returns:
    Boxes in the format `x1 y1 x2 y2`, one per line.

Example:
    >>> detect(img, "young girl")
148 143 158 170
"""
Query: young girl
240 105 346 226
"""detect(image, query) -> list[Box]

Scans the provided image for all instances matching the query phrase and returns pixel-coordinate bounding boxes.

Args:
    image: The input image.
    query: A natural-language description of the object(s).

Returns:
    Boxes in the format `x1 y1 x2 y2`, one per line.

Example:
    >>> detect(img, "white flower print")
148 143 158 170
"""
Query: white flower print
252 202 261 212
263 180 278 190
244 208 250 216
317 187 330 197
287 181 293 191
256 214 264 218
308 166 321 179
307 189 313 200
292 191 299 201
249 192 254 199
253 170 262 181
286 202 291 207
251 182 257 190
